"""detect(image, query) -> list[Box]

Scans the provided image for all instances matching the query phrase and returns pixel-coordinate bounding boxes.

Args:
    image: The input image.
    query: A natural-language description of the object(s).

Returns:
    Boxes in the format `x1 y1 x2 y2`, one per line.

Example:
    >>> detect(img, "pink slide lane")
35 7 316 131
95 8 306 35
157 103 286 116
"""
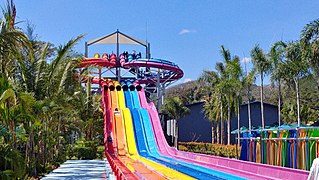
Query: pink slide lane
137 89 309 180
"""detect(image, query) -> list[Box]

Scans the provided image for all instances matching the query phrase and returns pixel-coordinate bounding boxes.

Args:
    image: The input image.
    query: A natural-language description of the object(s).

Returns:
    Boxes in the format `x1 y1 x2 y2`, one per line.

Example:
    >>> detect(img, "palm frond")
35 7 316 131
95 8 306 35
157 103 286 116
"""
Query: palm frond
57 61 72 94
35 43 50 90
0 88 16 104
48 34 84 84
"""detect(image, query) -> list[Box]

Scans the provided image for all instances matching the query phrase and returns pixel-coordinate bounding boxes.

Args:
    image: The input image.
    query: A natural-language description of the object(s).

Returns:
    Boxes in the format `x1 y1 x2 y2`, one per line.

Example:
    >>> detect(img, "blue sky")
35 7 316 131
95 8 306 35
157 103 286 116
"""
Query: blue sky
14 0 319 85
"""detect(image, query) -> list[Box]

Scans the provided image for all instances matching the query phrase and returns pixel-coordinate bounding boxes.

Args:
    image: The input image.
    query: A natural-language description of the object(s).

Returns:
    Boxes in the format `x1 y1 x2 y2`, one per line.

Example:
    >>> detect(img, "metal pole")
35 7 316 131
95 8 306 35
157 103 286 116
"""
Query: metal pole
98 67 102 93
294 130 299 168
146 43 151 73
85 42 88 58
156 69 161 110
116 30 120 82
145 43 148 59
237 96 240 147
147 43 151 59
162 84 165 107
260 131 264 164
245 60 252 134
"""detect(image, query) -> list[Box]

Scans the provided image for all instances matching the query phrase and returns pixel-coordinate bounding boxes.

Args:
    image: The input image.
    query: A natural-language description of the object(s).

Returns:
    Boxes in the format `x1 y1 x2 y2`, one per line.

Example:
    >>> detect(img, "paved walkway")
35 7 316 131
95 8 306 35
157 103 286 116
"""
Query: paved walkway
42 159 115 180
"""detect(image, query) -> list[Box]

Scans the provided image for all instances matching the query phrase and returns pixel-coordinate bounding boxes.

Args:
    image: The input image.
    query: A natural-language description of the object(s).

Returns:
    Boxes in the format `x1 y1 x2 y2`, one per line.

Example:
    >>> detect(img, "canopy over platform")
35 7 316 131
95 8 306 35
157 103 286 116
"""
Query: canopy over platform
85 30 150 59
87 30 148 47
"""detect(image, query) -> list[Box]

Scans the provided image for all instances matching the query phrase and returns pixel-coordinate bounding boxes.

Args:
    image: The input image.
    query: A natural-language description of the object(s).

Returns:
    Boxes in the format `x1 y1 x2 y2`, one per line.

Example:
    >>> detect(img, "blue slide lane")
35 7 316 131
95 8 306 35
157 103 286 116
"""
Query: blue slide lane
124 89 246 180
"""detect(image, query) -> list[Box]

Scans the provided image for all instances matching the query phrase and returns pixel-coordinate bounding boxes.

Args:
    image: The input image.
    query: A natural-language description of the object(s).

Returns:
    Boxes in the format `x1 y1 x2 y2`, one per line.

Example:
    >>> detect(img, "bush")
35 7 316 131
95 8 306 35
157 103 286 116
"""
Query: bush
68 138 97 160
96 146 105 159
72 146 97 159
178 142 240 159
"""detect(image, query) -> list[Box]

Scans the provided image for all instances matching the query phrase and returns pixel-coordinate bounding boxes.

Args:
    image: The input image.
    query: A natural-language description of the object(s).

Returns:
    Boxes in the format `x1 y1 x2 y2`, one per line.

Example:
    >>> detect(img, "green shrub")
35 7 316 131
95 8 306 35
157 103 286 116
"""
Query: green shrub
68 138 98 160
72 146 97 159
178 142 240 159
96 146 105 159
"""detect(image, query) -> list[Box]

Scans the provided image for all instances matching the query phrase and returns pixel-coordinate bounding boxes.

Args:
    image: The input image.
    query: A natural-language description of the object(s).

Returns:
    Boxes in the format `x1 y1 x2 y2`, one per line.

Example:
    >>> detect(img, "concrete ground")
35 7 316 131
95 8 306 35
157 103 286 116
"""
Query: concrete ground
42 159 115 180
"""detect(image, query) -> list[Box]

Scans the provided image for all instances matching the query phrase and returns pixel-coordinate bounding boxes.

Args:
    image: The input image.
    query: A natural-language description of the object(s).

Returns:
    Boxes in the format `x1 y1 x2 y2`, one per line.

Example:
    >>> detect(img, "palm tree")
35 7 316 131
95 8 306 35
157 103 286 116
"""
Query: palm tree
199 70 225 144
0 77 17 144
202 95 216 143
0 77 37 177
269 41 286 126
226 56 243 146
218 46 244 145
280 41 309 126
0 0 31 79
161 97 190 148
0 143 25 179
301 19 319 96
199 57 234 145
250 45 271 129
0 0 104 177
244 70 256 133
219 46 234 145
214 62 227 144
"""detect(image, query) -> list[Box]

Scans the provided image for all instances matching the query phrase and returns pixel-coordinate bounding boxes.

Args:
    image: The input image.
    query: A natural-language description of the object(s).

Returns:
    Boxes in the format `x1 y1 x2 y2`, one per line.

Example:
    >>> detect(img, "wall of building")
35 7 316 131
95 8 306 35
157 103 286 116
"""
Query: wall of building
230 102 279 144
177 101 278 144
178 102 212 142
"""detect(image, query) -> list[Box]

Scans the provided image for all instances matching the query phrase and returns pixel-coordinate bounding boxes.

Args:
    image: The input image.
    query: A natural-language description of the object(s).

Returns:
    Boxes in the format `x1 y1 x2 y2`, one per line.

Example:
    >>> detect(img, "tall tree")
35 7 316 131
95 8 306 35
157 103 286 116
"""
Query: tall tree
226 56 243 146
215 62 228 144
202 95 217 143
301 19 319 97
161 97 190 148
251 45 271 129
219 46 243 145
243 70 256 133
0 0 106 177
199 70 225 144
269 41 286 126
200 45 240 145
280 41 309 126
0 0 31 79
220 46 233 145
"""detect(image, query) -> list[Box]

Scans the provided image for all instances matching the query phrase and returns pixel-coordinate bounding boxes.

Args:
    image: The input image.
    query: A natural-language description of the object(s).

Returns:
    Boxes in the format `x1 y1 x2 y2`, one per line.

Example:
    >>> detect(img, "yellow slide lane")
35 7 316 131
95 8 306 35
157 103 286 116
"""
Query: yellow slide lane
112 109 166 179
117 84 195 180
110 82 167 179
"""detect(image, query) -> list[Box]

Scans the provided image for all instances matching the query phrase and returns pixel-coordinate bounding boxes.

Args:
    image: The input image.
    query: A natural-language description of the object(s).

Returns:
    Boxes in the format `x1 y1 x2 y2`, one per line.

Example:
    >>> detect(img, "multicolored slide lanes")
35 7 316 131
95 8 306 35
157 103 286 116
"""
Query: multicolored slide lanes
80 57 309 179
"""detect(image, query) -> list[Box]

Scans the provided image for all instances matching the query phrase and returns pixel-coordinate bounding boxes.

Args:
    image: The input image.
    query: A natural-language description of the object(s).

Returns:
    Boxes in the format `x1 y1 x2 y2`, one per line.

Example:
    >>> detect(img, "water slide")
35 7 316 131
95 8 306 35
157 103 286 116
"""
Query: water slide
123 83 246 180
102 80 193 179
80 56 309 179
136 86 309 180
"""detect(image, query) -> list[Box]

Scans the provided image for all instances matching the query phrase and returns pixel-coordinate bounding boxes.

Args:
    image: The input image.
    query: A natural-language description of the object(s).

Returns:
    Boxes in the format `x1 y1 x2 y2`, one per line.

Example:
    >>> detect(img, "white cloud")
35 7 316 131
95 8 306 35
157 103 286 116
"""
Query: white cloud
183 78 192 83
179 29 196 35
241 57 251 64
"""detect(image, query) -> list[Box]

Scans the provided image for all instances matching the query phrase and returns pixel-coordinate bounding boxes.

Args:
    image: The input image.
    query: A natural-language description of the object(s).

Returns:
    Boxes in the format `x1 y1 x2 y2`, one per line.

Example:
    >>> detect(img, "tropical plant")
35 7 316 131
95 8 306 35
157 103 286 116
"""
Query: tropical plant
199 46 243 145
0 1 105 178
301 18 319 96
199 70 222 144
0 0 32 80
218 46 243 145
226 56 244 146
243 70 256 133
269 41 286 126
199 62 228 144
161 97 190 148
279 41 309 126
219 46 233 145
251 44 271 129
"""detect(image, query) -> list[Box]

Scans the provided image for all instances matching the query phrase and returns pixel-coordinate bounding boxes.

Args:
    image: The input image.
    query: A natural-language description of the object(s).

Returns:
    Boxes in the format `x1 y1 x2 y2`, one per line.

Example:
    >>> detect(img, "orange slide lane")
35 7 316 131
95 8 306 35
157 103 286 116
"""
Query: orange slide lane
105 81 166 179
102 82 137 179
